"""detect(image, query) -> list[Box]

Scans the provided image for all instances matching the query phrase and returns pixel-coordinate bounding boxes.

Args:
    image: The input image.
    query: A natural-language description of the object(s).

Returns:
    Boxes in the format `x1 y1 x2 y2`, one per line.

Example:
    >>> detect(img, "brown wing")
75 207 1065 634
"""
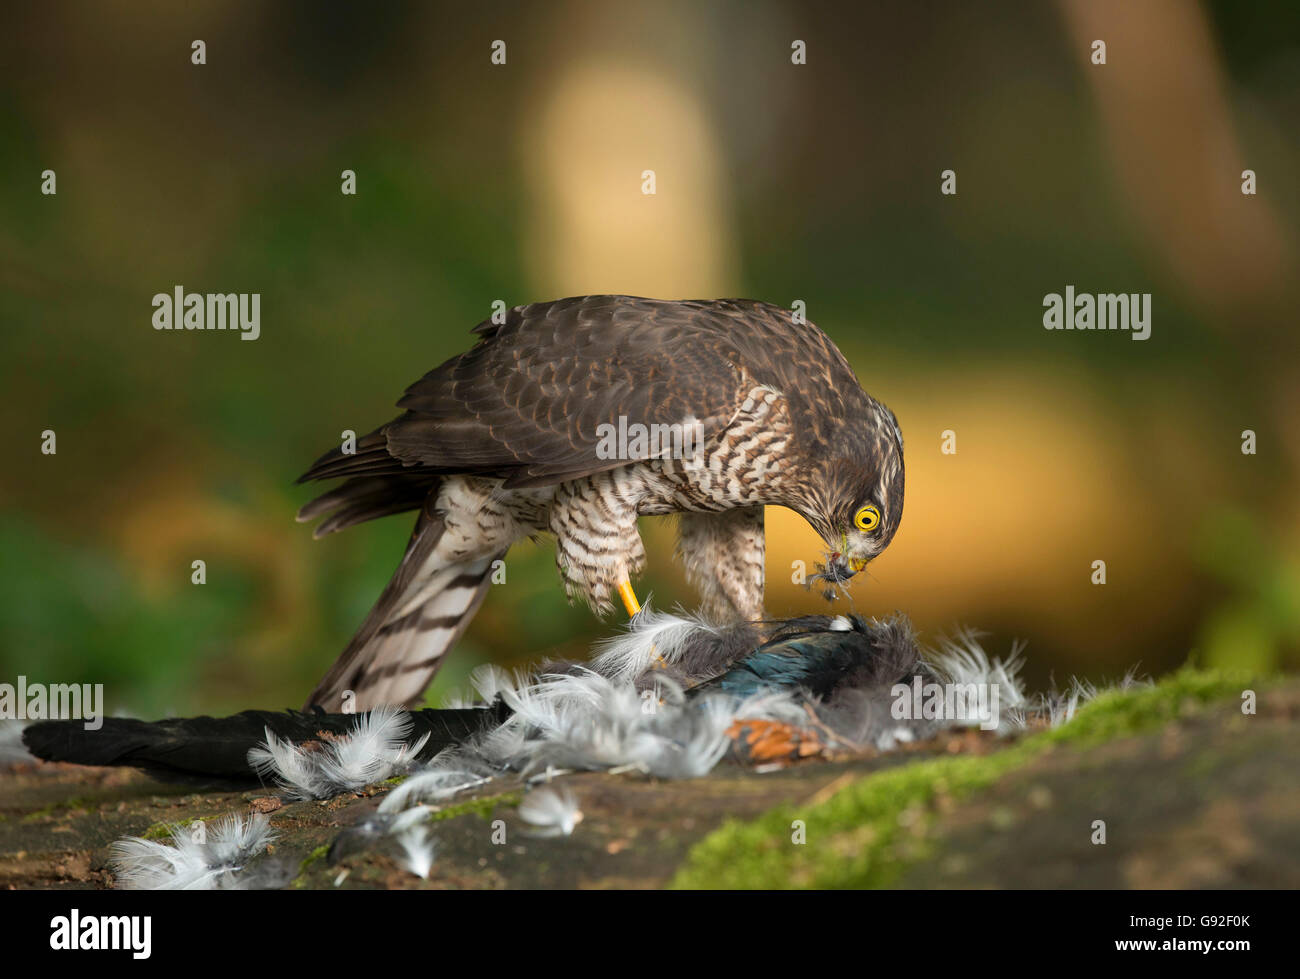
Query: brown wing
296 296 795 494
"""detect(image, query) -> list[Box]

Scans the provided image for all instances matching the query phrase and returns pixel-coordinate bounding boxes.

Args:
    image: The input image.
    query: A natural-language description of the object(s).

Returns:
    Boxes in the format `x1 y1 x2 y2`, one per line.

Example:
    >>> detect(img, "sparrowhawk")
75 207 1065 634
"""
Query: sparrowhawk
297 295 905 710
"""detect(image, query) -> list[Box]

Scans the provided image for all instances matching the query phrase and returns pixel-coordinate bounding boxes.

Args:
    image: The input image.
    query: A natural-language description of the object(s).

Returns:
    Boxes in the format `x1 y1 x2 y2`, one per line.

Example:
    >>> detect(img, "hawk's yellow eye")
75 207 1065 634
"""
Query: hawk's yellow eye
854 505 881 532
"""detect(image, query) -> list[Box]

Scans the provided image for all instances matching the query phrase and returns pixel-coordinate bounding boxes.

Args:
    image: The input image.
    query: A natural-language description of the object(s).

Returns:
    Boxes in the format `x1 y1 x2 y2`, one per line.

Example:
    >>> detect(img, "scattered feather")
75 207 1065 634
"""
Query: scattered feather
390 807 437 878
927 630 1029 735
379 765 496 813
111 812 278 890
385 667 807 814
468 664 529 705
518 787 583 837
0 720 35 767
589 604 721 682
248 706 428 800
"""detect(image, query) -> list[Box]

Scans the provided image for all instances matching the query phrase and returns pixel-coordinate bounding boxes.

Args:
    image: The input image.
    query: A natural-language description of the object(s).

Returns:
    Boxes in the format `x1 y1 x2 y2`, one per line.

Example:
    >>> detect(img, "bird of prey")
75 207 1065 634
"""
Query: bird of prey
295 295 905 711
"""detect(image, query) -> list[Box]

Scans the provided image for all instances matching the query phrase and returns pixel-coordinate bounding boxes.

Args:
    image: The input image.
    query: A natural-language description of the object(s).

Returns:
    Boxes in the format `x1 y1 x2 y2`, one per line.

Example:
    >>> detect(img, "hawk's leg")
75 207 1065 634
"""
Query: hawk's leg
616 581 642 617
676 506 766 623
549 472 647 616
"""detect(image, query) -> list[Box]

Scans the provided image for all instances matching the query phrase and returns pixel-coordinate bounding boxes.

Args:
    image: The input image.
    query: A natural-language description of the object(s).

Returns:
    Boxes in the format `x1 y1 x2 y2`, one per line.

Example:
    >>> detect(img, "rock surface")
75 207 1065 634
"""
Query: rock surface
2 675 1295 889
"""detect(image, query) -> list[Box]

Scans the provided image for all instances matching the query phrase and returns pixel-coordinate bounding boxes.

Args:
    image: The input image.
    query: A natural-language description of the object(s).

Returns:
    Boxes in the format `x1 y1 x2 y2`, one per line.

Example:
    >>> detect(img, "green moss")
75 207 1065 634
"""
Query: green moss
140 821 175 841
298 844 330 872
670 666 1261 890
1035 668 1253 748
136 812 223 841
21 795 97 822
288 844 332 889
427 791 520 822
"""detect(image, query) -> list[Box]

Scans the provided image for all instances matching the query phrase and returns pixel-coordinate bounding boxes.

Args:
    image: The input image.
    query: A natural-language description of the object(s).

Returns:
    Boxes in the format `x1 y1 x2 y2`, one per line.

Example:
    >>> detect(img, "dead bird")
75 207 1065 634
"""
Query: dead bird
22 611 948 783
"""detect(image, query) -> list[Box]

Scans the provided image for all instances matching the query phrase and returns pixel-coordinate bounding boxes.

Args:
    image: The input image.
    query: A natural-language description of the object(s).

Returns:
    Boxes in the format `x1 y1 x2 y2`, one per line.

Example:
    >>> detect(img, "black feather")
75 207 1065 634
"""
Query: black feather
21 704 508 787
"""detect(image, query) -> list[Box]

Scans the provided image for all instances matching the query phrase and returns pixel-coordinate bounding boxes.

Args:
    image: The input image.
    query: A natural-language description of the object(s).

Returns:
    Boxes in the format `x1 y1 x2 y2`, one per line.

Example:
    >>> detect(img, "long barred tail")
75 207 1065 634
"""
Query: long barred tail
297 477 501 712
308 551 501 712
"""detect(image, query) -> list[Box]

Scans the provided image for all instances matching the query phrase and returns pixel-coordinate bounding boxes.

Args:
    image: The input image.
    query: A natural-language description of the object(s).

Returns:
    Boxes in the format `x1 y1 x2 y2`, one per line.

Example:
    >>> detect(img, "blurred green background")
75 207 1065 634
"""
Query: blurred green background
2 1 1297 718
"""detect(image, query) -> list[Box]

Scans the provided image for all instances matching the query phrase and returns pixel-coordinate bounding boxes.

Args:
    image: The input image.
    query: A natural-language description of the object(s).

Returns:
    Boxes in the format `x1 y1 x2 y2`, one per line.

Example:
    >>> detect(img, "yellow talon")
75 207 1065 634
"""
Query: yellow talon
617 580 642 617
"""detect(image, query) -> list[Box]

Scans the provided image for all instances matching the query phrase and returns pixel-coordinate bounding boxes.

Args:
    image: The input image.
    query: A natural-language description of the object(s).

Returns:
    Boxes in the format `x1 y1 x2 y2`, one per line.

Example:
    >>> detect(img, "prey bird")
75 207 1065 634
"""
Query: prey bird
296 296 905 711
22 614 932 783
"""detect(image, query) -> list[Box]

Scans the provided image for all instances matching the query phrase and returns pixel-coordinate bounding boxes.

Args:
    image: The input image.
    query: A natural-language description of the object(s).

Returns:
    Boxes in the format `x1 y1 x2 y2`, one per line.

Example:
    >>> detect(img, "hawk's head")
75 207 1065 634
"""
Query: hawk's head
802 401 904 584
